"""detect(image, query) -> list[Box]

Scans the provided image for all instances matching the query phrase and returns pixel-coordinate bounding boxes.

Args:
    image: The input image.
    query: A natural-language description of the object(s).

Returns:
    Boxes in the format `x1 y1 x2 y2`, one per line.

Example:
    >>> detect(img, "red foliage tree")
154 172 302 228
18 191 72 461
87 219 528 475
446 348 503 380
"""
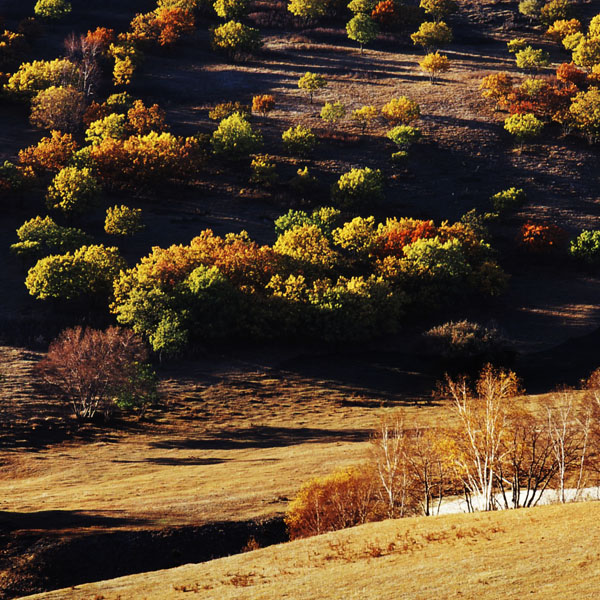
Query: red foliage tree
519 222 567 254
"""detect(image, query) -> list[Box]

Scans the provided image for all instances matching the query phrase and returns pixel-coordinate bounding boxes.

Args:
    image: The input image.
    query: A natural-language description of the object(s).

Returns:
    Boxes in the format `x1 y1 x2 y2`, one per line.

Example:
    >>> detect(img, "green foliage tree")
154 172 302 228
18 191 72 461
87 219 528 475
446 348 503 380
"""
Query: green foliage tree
297 71 327 103
518 0 541 19
274 224 339 271
569 87 600 143
420 0 457 21
287 0 328 20
504 112 544 147
320 101 346 124
351 105 378 132
105 205 145 236
346 13 379 53
569 230 600 264
11 216 91 260
46 167 101 216
282 124 317 155
274 206 341 237
85 114 128 145
34 0 72 19
331 167 384 208
250 154 278 186
507 38 528 54
26 244 125 300
515 46 551 72
348 0 375 14
210 112 263 158
491 187 526 216
211 20 261 58
386 125 421 153
4 58 80 97
410 21 452 51
213 0 249 19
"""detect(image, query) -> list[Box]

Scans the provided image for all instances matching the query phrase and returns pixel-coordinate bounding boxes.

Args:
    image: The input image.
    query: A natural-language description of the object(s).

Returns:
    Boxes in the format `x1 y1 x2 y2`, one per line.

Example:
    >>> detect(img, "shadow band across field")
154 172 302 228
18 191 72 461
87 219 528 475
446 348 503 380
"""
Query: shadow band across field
150 425 370 450
0 517 287 600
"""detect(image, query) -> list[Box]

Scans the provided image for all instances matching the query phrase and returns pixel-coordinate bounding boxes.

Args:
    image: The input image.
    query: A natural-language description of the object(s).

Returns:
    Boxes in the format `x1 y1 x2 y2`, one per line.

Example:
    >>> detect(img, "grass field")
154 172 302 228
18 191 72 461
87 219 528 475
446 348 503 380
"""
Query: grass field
19 500 600 600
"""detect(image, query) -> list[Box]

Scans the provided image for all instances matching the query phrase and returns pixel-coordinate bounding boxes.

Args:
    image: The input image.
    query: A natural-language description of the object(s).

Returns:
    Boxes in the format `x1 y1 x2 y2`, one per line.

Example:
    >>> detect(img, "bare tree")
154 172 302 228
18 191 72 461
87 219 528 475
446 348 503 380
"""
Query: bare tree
37 326 155 421
444 365 520 511
64 33 101 97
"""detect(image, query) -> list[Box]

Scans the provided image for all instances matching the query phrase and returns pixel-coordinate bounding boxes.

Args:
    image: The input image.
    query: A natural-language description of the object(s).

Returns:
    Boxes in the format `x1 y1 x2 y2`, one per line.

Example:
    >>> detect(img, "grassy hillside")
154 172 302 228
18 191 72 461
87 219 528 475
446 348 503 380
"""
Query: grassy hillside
20 500 600 600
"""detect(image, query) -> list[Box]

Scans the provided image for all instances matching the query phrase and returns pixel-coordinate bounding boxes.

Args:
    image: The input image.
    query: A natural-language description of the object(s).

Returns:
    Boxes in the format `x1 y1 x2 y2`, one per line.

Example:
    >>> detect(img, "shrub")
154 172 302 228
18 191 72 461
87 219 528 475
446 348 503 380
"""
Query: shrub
282 124 317 155
46 167 101 215
211 112 262 158
348 0 375 14
346 13 379 53
34 0 71 19
130 7 195 47
274 206 340 237
26 244 125 300
381 96 420 124
287 0 328 20
420 0 457 21
507 38 528 54
289 167 320 197
251 94 275 116
420 51 450 83
519 0 541 19
285 465 380 539
274 224 339 271
11 215 91 259
571 37 600 70
250 154 278 186
539 0 572 26
105 205 144 236
519 222 567 254
546 18 581 41
332 216 377 255
127 100 166 135
556 62 587 87
410 21 452 51
491 187 526 215
36 326 155 421
515 46 550 72
297 71 327 103
403 237 471 281
213 0 249 19
569 87 600 144
374 217 437 258
423 320 507 360
29 86 85 132
209 100 251 121
480 72 514 109
331 167 384 208
320 100 346 124
569 230 600 264
211 20 261 58
4 58 80 97
371 0 398 27
351 105 378 132
85 114 127 145
504 112 544 146
18 130 78 174
386 125 421 149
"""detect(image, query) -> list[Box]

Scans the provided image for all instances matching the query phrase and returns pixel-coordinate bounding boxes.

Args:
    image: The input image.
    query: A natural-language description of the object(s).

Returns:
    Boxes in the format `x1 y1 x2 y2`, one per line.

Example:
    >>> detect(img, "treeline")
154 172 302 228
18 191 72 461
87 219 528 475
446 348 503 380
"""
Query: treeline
286 365 600 539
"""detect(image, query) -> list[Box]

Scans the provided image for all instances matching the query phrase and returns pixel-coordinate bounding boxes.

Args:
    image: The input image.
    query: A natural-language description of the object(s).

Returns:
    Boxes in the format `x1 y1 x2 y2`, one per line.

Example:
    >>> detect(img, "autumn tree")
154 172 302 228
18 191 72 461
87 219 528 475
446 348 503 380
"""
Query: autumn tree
282 125 317 155
371 0 398 27
515 46 550 73
351 104 378 132
504 112 544 147
381 96 420 124
46 166 101 215
331 167 384 207
480 72 515 110
419 51 450 83
18 130 78 174
297 71 327 103
29 86 86 132
287 0 328 21
105 205 144 236
320 100 346 125
127 99 166 134
569 86 600 143
214 0 249 19
37 326 157 421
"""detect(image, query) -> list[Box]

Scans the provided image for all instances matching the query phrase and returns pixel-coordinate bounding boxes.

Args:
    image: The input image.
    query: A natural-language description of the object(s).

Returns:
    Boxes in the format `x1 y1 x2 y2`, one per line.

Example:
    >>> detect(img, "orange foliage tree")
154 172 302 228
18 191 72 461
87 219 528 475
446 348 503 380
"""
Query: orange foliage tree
18 130 78 174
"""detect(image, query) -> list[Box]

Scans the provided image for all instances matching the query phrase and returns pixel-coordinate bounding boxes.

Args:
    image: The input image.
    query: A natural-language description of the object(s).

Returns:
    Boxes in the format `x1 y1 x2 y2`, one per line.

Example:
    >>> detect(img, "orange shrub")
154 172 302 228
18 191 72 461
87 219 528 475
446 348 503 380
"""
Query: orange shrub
127 99 166 134
519 222 567 254
480 72 514 109
18 130 78 174
375 218 437 258
371 0 398 27
84 27 115 52
556 62 587 88
251 94 275 116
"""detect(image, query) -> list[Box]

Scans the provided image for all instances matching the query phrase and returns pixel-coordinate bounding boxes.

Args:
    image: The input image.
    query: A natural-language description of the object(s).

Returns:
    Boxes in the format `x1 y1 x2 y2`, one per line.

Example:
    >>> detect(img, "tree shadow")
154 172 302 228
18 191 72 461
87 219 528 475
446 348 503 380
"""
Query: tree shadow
0 510 148 533
150 425 370 451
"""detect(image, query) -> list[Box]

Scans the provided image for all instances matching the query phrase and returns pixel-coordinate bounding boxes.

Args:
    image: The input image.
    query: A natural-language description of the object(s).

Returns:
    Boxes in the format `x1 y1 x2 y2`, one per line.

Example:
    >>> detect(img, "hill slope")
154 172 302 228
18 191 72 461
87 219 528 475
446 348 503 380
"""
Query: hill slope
20 501 600 600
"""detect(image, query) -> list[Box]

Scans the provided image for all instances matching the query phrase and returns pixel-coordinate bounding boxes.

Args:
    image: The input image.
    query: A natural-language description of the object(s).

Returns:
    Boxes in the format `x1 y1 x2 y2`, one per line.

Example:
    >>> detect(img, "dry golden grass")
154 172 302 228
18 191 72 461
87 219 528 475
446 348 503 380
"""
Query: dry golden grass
20 500 600 599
